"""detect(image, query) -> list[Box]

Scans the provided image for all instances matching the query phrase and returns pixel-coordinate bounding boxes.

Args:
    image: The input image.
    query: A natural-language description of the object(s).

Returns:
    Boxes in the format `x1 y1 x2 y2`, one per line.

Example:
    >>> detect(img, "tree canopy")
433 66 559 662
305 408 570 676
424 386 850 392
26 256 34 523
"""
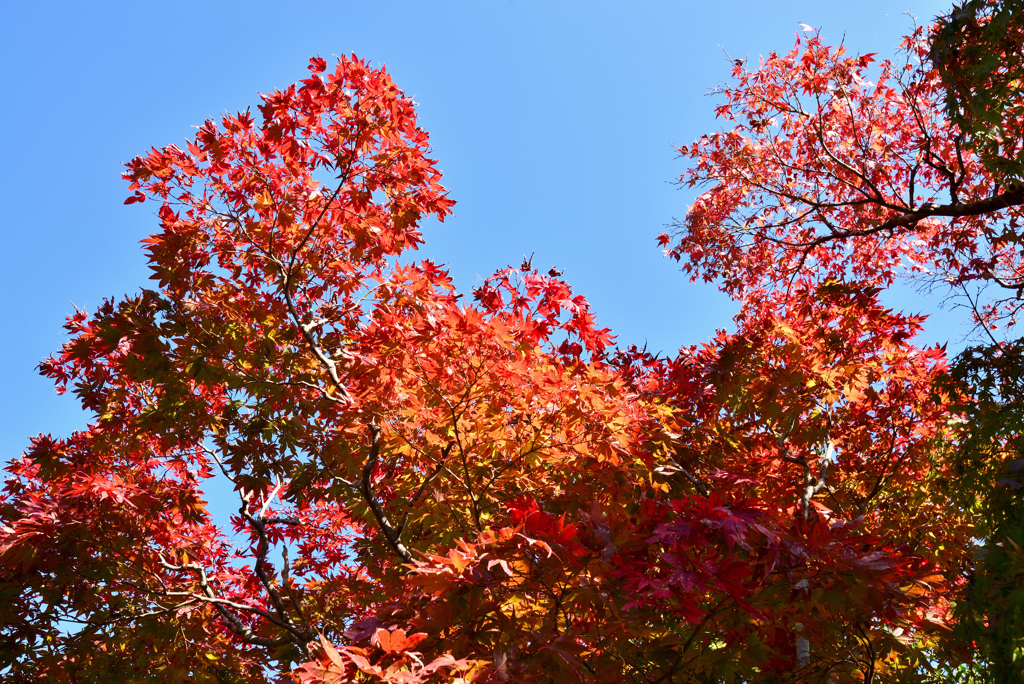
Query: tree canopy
2 6 1023 683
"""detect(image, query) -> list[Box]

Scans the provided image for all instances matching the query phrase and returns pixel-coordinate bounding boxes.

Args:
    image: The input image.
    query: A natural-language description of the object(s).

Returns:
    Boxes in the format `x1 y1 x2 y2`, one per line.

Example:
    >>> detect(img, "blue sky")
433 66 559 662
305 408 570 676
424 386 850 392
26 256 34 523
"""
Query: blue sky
2 0 956 461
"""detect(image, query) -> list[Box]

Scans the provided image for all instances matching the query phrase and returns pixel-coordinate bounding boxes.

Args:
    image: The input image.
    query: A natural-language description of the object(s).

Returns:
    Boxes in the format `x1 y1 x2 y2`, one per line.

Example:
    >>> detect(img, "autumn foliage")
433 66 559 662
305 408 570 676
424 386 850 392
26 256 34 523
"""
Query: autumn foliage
3 9 1023 683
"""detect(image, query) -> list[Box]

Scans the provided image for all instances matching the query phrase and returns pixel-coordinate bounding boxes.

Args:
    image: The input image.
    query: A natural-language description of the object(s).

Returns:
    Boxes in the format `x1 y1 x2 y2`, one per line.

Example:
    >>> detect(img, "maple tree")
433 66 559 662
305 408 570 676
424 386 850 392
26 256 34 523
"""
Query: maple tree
1 6 1021 683
658 5 1024 681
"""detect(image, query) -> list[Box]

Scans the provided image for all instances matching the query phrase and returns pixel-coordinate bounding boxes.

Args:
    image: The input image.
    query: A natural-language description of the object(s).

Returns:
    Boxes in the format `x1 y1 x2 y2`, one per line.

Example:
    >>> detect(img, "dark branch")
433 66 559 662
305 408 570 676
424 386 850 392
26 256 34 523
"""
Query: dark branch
791 185 1024 277
658 454 712 497
807 186 1024 248
158 555 296 649
361 425 415 564
237 496 313 644
396 442 454 537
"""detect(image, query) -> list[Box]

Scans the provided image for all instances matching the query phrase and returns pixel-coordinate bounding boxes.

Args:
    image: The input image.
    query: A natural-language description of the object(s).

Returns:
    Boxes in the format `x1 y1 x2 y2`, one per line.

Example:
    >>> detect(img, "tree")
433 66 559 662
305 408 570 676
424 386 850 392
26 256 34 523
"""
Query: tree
930 0 1024 184
0 13 1010 684
659 9 1024 681
939 342 1024 680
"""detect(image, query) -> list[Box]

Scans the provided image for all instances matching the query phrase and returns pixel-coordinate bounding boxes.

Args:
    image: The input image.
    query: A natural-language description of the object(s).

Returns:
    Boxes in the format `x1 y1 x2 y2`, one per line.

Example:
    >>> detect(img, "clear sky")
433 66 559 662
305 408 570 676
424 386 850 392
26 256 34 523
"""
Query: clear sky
2 0 957 462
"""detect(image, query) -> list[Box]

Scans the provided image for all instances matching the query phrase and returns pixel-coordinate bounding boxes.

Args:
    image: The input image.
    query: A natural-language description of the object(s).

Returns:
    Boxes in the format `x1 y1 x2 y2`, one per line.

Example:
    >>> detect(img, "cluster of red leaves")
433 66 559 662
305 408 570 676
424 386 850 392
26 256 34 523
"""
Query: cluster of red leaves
660 27 1024 329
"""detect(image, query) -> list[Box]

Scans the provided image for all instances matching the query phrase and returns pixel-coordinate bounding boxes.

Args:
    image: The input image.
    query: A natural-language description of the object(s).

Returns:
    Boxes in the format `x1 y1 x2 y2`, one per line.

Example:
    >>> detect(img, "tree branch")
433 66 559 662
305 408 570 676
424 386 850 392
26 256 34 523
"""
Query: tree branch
157 555 297 649
237 496 311 644
656 454 712 497
361 425 415 564
396 442 454 537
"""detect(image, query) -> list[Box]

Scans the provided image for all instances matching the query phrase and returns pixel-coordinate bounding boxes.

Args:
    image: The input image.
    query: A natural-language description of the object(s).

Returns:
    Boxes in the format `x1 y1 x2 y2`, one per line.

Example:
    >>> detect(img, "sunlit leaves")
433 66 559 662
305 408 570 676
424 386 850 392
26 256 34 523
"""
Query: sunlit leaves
2 19 1012 681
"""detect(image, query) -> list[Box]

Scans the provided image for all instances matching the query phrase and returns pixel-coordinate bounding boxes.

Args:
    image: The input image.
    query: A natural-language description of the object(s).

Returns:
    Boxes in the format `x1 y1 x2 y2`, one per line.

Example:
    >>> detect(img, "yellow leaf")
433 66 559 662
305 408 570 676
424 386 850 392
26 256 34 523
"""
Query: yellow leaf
253 191 273 210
